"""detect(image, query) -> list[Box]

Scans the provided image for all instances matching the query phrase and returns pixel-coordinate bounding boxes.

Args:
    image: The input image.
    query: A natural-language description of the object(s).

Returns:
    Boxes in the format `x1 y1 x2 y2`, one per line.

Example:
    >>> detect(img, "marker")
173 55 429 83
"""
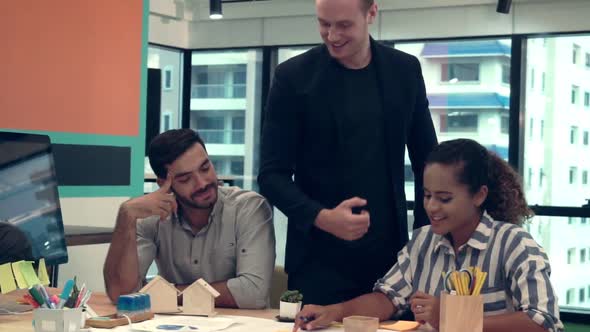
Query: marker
36 285 55 309
57 279 74 309
28 287 48 309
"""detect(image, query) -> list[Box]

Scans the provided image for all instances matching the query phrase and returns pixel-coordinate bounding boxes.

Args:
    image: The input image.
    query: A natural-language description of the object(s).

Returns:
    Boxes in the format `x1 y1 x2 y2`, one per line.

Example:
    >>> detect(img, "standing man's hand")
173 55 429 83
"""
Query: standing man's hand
410 291 440 330
314 197 370 241
119 173 178 222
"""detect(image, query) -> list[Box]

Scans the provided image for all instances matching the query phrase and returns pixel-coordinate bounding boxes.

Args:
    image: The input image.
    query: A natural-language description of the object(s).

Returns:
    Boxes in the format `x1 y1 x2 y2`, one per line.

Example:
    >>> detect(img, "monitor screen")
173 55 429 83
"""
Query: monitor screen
0 132 68 265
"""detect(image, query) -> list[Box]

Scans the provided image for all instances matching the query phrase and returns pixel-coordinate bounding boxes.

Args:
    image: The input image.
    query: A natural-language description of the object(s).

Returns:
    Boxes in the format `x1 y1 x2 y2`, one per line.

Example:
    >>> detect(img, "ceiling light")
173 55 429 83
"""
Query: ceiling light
496 0 512 14
210 0 223 19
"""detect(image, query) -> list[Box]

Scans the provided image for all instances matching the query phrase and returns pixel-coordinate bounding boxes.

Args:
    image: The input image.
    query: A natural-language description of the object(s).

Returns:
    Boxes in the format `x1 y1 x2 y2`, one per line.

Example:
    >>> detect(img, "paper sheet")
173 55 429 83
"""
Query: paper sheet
380 321 420 331
0 263 17 294
20 261 41 287
11 261 28 289
132 316 236 332
37 258 50 285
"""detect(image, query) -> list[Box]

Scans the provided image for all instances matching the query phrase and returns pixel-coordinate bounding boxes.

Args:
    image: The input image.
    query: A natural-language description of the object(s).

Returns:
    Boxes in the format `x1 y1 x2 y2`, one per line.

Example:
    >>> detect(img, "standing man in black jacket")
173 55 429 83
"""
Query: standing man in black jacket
258 0 437 305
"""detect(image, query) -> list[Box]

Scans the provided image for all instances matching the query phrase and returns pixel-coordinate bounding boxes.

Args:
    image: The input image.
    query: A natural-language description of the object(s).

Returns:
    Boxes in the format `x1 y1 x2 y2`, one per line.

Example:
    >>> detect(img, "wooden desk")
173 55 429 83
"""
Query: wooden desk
0 290 277 332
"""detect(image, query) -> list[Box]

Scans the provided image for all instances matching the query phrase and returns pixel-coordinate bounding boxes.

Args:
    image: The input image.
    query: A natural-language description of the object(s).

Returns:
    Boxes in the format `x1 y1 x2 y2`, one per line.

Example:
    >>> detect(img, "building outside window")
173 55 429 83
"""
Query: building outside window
567 288 575 304
163 65 173 90
570 167 577 184
501 64 510 84
441 63 480 82
568 248 576 264
393 39 511 238
145 45 183 182
190 49 263 193
572 86 580 105
573 44 580 64
571 126 578 144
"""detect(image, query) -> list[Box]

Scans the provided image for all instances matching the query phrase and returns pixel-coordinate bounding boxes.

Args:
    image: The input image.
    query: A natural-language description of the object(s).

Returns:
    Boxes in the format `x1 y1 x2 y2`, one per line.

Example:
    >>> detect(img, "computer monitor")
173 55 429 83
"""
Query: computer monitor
0 131 68 265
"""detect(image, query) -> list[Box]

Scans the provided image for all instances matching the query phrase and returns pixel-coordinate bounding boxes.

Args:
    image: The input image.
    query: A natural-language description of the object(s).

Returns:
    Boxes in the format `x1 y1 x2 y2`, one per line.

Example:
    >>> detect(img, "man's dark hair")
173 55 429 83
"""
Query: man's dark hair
148 129 206 179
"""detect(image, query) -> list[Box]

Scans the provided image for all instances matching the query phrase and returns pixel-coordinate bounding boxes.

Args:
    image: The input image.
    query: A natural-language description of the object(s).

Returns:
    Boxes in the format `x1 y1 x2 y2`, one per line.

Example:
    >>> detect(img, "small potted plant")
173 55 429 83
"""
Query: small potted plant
279 290 303 320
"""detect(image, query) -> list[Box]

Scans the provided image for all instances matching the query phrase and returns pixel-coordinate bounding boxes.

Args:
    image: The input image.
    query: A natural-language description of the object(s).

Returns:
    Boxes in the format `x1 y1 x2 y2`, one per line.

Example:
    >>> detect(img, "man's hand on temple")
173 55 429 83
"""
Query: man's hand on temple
120 173 178 222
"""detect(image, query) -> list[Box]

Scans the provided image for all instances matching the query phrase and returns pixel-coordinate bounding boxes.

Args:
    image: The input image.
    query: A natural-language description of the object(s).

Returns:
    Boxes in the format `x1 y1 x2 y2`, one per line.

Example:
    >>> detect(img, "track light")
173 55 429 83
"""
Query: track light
496 0 512 14
210 0 223 19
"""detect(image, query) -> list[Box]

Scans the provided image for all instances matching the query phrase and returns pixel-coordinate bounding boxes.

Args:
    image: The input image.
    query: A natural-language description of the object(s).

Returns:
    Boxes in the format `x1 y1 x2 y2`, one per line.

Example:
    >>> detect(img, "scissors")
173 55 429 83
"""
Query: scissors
444 268 474 294
458 268 474 293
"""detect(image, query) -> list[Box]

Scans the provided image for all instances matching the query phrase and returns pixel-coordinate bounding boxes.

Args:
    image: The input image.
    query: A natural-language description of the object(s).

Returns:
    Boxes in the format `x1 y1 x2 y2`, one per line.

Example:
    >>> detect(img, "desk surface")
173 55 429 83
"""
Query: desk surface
1 290 427 332
0 290 277 332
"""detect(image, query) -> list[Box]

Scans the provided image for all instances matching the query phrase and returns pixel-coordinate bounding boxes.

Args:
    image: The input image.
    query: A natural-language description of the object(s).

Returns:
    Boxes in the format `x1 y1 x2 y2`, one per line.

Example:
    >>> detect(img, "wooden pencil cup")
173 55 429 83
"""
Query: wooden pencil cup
439 292 483 332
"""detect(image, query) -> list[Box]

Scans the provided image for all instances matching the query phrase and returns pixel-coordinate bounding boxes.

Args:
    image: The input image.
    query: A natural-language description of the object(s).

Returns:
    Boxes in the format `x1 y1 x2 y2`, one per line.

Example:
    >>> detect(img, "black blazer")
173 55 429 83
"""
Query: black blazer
258 38 437 274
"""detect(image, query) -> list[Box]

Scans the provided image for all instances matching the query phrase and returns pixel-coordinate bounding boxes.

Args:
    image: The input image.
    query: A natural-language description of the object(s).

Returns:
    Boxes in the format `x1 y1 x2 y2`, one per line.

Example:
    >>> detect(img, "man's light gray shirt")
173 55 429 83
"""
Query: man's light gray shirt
136 186 275 309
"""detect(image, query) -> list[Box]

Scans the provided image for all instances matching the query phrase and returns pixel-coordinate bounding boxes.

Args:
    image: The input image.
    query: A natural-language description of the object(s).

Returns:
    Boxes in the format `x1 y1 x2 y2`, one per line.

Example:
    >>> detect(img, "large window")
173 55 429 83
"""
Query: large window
147 46 183 133
523 36 590 313
192 64 246 98
395 39 511 198
527 216 590 309
524 36 590 207
145 45 184 183
190 49 263 191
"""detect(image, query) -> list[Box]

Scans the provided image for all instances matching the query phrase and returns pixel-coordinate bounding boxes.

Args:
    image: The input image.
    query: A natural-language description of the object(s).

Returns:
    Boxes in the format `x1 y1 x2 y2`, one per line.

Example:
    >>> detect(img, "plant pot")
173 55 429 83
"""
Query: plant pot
279 301 302 319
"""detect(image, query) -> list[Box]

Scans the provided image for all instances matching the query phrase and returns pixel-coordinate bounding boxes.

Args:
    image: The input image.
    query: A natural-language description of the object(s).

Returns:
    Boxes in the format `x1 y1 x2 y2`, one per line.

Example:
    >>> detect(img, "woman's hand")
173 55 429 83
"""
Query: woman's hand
410 291 440 330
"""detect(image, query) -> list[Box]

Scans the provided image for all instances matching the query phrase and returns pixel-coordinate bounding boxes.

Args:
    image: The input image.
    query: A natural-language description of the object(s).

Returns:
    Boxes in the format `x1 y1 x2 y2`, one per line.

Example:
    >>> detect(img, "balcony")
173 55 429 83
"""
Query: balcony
198 129 245 145
191 84 246 99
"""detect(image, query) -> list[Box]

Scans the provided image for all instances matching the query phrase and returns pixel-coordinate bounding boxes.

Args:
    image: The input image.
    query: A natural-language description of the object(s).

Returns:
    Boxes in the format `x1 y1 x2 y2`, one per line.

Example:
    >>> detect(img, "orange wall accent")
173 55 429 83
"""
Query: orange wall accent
0 1 143 136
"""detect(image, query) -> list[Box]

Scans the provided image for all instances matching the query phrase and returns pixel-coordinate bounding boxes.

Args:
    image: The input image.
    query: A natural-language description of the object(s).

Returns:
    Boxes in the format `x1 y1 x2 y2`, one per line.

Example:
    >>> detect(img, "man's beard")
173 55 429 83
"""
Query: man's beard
174 183 217 210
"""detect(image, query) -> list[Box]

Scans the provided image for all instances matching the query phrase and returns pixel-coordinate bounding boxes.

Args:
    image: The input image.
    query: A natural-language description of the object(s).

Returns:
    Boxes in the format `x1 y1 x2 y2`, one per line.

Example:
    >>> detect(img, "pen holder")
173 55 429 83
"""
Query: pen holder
439 292 483 332
33 308 84 332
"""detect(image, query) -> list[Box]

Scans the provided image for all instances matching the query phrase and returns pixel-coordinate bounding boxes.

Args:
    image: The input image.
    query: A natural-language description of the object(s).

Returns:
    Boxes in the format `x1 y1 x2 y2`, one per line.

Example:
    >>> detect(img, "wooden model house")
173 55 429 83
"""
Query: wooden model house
180 278 220 316
139 275 180 313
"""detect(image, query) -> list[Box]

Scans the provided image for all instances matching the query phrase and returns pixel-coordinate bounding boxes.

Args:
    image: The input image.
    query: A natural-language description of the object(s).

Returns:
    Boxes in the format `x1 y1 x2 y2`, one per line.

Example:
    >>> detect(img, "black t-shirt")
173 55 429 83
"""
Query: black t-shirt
313 59 398 280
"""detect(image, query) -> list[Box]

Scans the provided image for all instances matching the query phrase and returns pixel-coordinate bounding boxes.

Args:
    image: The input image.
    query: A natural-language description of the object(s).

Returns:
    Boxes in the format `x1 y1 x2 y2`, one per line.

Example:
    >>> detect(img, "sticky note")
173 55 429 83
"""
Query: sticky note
380 320 420 331
11 261 28 289
38 258 50 286
20 261 41 287
0 263 17 294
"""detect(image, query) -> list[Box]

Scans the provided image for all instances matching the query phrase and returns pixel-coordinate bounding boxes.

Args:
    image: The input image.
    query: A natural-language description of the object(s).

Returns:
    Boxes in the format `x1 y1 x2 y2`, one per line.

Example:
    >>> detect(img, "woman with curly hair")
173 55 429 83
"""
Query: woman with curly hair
294 139 563 332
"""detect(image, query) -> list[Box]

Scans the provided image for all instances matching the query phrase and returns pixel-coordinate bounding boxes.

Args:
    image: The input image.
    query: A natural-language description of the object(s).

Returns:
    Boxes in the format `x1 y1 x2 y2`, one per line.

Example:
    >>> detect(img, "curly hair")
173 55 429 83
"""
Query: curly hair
426 139 533 225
